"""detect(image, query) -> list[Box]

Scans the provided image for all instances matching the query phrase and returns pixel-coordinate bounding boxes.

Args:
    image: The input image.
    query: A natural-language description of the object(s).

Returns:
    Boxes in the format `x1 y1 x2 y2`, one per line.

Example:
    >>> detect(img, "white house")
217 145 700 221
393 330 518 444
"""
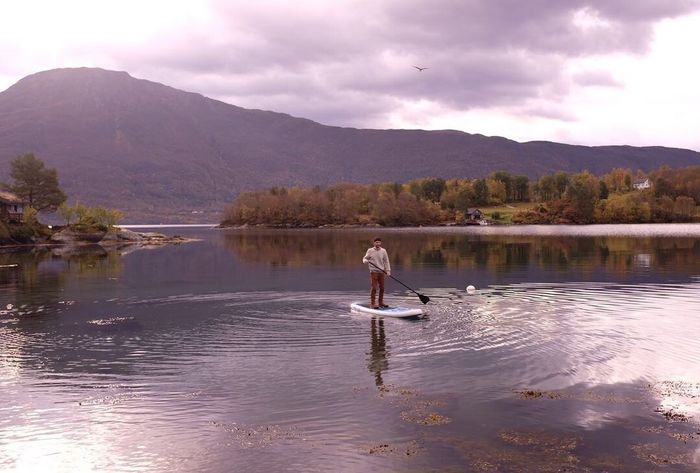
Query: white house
633 178 651 190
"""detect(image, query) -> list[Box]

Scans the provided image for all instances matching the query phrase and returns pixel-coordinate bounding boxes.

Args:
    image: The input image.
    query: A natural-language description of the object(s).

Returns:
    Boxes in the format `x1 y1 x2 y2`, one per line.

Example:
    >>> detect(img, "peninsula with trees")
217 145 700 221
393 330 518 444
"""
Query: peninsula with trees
221 165 700 227
0 153 187 247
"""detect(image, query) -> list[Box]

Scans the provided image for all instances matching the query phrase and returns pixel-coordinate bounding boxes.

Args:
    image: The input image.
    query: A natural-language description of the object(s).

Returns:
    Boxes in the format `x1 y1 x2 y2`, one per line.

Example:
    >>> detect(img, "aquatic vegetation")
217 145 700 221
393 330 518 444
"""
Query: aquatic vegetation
654 407 691 422
210 421 305 449
441 432 583 473
375 384 451 426
366 440 422 457
87 316 134 326
631 443 694 467
512 389 562 400
400 410 451 426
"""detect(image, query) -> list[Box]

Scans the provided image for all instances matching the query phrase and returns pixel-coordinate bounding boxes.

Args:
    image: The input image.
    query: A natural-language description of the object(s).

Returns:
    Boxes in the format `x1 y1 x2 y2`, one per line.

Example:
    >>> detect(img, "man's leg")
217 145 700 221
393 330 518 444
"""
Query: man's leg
370 272 379 308
378 273 386 307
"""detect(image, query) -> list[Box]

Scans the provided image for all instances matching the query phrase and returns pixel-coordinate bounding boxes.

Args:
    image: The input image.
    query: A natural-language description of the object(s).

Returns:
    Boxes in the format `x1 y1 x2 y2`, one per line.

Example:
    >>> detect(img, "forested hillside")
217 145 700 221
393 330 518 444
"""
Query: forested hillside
2 68 699 222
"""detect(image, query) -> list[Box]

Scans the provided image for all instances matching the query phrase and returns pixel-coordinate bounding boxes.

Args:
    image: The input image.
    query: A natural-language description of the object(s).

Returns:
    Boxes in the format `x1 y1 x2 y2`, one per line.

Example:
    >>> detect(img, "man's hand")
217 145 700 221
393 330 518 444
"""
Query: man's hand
387 271 391 276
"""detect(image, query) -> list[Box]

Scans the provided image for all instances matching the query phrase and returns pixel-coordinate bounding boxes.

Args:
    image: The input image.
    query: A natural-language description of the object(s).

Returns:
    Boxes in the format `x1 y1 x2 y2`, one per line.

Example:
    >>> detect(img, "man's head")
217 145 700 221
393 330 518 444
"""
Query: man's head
373 237 382 249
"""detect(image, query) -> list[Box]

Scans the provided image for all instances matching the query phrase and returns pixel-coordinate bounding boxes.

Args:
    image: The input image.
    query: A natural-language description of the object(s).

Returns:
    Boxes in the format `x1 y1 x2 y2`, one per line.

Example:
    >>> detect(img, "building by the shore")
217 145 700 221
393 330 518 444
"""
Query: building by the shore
0 191 25 223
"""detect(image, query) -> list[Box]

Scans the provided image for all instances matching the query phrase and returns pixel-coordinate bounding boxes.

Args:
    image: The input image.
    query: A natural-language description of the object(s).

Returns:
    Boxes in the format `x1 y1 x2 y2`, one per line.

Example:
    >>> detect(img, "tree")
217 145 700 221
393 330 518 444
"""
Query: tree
653 176 674 198
421 178 446 203
594 193 650 223
565 171 599 223
553 172 570 199
513 175 530 201
536 175 557 201
652 195 675 222
473 179 489 206
674 196 696 221
4 153 67 212
454 187 475 212
491 171 513 201
486 178 506 204
58 203 76 226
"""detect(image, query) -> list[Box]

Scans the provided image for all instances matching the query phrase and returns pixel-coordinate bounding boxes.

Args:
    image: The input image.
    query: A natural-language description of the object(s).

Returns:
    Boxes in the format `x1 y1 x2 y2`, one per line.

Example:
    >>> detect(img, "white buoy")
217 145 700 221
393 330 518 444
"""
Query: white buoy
466 285 476 293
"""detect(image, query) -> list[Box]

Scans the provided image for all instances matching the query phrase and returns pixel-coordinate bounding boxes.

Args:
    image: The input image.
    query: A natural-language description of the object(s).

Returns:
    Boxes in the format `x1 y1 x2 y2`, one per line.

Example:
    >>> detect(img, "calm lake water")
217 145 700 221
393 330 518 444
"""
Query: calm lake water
1 225 700 472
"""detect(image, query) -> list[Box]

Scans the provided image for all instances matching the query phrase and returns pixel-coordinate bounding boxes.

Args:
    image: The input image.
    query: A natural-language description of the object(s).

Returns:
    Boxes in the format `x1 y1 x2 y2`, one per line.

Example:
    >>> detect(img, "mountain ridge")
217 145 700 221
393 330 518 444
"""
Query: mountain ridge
1 67 698 223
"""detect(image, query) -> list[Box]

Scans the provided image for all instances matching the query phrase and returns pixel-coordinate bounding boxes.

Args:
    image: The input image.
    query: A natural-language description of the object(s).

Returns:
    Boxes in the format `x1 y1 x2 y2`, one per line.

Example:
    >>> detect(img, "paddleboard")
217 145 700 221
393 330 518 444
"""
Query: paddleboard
350 302 424 318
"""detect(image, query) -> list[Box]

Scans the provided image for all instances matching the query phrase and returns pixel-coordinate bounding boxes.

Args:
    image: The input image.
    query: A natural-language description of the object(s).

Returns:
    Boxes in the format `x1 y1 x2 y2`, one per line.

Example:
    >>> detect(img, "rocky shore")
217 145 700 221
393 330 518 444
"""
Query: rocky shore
0 224 193 248
49 226 192 245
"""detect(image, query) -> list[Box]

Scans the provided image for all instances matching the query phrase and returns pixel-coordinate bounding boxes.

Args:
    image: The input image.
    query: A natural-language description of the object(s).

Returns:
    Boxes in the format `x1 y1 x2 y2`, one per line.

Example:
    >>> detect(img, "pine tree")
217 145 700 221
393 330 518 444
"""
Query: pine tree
3 153 67 212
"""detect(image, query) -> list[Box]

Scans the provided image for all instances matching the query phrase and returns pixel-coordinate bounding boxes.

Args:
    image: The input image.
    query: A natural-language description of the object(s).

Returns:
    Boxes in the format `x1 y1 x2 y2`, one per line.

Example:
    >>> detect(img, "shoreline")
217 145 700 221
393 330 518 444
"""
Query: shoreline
216 222 700 238
0 227 197 250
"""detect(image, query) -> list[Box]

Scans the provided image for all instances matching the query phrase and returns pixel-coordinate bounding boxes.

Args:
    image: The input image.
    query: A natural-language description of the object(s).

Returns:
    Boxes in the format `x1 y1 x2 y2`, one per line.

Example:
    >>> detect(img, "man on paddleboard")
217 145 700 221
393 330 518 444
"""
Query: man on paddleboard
362 237 391 309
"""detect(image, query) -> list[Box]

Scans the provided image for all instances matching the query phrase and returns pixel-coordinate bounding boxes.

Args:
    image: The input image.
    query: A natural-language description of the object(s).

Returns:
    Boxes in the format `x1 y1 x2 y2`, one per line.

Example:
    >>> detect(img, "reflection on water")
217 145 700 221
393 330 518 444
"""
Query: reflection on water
1 226 700 472
222 227 700 278
367 318 388 387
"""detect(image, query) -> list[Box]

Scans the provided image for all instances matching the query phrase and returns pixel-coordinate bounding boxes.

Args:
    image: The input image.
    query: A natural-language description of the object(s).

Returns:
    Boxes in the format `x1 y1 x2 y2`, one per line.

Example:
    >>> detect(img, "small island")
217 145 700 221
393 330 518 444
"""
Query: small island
219 166 700 228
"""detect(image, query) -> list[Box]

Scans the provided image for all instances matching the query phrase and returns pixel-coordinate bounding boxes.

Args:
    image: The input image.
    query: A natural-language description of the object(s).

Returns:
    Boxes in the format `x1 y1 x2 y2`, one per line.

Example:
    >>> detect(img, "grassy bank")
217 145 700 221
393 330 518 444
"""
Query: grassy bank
480 202 534 224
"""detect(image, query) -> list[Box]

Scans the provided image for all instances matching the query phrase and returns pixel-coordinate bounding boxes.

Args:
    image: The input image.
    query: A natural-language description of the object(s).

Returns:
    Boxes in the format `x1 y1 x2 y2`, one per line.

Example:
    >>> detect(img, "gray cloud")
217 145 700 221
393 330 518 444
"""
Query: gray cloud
112 0 700 126
383 0 698 54
572 70 622 87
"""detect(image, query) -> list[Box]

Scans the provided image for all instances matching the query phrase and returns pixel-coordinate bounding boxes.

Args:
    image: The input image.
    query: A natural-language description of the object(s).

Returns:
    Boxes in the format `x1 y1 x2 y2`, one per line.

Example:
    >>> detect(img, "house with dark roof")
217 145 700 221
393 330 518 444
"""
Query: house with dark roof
465 208 484 222
0 191 25 223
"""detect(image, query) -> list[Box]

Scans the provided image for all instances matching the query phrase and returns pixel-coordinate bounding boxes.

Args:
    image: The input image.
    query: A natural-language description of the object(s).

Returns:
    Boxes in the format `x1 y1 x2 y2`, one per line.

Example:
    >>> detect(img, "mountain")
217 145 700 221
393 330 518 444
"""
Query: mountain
1 67 698 223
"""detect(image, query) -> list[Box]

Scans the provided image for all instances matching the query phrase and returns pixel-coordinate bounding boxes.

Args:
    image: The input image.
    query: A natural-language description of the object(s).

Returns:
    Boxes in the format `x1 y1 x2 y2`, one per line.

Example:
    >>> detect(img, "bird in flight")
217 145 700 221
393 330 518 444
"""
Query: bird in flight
413 65 428 72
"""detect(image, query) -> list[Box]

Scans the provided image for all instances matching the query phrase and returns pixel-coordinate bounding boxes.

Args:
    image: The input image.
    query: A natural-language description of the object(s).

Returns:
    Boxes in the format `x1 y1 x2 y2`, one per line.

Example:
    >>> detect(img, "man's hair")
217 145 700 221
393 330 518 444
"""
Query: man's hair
373 237 382 242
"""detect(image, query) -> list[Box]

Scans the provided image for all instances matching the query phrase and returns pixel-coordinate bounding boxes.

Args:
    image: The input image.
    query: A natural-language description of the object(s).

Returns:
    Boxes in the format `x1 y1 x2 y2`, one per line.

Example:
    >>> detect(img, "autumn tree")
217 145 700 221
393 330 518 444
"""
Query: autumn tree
490 171 513 201
533 175 556 201
473 179 489 206
652 195 675 222
595 193 650 223
565 171 599 223
58 202 76 225
421 178 446 203
512 175 530 201
553 172 570 199
604 168 633 193
673 196 696 221
3 153 67 212
486 178 507 204
651 165 700 201
455 187 475 213
407 178 446 203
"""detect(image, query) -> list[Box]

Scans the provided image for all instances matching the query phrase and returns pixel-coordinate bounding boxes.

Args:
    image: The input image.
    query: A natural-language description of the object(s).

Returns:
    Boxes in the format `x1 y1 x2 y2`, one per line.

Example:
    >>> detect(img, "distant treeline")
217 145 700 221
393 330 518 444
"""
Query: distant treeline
221 166 700 226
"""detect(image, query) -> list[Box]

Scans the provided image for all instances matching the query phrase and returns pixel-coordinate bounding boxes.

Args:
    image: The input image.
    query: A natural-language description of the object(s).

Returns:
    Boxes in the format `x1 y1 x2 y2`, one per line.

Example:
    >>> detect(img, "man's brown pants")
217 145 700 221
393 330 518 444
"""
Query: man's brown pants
370 272 385 307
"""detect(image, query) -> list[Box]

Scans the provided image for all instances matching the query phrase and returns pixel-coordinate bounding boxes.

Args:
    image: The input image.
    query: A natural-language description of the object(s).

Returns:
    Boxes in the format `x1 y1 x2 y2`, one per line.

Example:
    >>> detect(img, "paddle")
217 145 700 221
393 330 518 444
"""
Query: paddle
367 260 431 304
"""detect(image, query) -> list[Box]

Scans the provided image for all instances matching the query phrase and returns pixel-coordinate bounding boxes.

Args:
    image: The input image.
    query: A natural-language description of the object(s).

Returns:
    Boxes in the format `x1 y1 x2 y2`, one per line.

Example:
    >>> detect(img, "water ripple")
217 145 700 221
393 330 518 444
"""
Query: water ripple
3 283 700 472
390 282 700 392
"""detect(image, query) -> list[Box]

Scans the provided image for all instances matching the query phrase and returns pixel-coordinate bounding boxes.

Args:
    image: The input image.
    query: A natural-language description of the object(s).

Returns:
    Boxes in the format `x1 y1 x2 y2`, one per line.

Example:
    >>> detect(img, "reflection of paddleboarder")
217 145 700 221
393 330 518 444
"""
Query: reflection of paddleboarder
362 237 391 309
367 318 388 387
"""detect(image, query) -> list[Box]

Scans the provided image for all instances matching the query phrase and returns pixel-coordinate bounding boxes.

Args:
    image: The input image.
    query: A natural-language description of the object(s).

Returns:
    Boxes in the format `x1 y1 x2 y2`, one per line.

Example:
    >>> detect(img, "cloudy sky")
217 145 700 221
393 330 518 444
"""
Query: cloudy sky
2 0 700 150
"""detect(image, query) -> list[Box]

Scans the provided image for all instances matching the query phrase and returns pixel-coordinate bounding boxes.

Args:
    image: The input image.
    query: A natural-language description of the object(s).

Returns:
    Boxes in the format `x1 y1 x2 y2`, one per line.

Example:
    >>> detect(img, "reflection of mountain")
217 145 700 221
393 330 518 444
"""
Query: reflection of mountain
221 230 700 275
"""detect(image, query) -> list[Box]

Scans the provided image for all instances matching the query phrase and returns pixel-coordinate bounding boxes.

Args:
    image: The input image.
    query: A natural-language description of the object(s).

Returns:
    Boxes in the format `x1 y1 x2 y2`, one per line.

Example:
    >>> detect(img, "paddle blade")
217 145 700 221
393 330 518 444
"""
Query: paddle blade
418 294 430 304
